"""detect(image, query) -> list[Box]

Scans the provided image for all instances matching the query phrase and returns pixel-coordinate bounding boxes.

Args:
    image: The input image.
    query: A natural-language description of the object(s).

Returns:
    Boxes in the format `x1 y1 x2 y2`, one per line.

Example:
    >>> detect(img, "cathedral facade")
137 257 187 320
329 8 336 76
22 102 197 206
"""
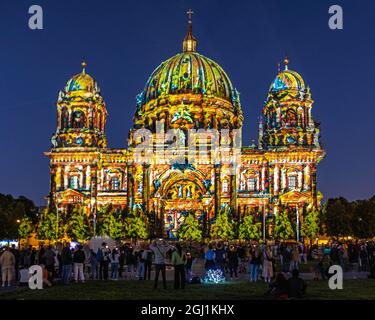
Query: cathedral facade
45 16 325 240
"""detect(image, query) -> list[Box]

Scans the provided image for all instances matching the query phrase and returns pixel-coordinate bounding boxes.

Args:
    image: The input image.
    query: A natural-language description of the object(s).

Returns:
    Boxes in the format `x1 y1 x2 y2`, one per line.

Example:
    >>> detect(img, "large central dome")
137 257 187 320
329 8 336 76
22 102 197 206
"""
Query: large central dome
141 51 235 105
131 11 243 136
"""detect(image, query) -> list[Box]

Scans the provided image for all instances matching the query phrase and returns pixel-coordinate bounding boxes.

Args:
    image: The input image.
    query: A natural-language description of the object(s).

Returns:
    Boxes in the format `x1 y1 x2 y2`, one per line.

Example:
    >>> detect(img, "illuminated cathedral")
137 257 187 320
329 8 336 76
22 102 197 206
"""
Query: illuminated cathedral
45 13 325 240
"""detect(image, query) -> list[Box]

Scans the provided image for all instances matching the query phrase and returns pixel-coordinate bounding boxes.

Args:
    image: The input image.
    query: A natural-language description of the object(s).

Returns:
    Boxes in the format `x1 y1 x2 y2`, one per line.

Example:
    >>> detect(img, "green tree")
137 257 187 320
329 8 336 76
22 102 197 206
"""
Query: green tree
0 194 37 240
124 215 148 240
178 214 202 241
18 216 34 239
352 199 375 239
324 197 353 238
274 209 294 240
65 206 90 241
301 208 320 241
239 215 261 240
210 211 235 240
97 205 124 239
36 209 63 240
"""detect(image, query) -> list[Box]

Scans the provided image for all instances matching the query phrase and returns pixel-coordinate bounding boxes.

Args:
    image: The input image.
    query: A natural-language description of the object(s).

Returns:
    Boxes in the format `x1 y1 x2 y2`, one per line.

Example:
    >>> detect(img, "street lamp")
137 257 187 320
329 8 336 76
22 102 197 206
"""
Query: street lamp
262 204 266 242
16 219 21 249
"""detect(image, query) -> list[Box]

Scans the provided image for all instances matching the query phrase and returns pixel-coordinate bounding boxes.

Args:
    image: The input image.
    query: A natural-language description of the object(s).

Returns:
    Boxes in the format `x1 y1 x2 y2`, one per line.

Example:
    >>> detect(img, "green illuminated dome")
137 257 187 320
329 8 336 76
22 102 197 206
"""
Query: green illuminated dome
140 51 236 105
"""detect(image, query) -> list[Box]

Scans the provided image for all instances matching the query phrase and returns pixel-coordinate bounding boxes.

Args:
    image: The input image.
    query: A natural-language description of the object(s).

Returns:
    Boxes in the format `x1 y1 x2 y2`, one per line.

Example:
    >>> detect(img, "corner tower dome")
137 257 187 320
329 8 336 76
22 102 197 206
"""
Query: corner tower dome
52 61 108 149
270 57 305 93
64 61 100 94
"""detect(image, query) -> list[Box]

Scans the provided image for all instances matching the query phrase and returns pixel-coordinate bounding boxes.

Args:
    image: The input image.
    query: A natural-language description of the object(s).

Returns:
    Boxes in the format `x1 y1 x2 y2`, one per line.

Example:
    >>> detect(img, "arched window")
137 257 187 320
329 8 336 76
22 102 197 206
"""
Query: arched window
97 110 102 131
247 177 256 192
286 109 297 127
72 110 85 129
240 179 246 191
111 177 120 191
69 176 79 189
60 107 68 129
288 175 297 190
222 179 228 193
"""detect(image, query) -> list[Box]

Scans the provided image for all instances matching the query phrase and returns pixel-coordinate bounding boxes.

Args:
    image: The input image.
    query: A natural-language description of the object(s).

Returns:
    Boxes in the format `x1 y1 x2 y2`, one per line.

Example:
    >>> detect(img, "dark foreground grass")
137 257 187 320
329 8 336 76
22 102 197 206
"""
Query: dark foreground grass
1 279 375 300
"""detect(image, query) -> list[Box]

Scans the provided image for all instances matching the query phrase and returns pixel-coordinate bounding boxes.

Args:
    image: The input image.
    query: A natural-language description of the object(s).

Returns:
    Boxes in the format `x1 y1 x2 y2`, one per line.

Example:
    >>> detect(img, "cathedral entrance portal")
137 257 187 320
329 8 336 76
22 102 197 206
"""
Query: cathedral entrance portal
162 179 205 239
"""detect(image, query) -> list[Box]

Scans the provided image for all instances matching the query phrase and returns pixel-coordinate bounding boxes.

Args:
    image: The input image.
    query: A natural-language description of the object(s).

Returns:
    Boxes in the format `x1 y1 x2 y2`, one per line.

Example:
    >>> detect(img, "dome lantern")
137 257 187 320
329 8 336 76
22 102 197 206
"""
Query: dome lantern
284 56 289 71
81 60 87 74
183 9 197 53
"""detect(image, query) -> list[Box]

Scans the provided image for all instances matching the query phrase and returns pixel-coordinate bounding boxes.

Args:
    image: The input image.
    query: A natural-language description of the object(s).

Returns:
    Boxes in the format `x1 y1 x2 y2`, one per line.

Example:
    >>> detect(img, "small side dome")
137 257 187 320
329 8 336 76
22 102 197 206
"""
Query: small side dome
64 61 99 93
270 57 305 93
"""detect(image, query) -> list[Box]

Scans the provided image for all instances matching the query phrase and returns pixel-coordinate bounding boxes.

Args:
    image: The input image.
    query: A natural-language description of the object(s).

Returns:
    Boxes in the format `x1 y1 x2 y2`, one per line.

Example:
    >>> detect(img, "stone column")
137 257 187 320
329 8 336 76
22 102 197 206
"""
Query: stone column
142 163 150 215
126 162 134 214
90 164 98 236
274 165 280 194
214 164 221 216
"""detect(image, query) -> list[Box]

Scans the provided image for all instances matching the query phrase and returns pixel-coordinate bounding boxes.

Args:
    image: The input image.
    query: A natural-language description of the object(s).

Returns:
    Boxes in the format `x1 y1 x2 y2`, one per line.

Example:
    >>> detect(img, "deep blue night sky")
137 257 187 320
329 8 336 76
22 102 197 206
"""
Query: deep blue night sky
0 0 374 206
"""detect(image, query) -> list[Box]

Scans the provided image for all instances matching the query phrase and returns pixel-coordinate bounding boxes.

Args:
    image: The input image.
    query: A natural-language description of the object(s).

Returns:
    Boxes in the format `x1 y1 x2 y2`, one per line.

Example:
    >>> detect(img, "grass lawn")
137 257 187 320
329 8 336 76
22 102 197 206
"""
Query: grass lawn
1 279 375 300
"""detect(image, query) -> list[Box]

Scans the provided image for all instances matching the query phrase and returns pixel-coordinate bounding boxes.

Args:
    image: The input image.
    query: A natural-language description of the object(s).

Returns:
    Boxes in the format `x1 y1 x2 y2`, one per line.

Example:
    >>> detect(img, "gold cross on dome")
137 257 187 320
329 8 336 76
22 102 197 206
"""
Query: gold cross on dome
187 9 194 21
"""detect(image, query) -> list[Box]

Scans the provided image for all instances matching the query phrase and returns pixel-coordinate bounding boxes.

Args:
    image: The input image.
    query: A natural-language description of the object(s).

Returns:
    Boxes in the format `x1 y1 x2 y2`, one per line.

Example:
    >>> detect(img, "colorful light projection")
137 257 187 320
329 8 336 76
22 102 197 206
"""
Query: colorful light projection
44 11 325 241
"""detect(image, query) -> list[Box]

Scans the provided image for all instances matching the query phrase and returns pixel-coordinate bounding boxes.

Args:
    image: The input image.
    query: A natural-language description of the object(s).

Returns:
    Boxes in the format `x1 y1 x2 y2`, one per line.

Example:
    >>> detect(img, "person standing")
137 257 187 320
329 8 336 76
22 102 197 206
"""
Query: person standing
204 245 216 270
30 248 37 266
22 246 32 268
214 244 226 274
227 245 239 280
73 245 85 283
262 246 274 283
137 249 145 280
150 240 172 289
281 245 291 273
143 248 153 281
290 246 300 272
125 247 136 279
185 251 193 283
249 245 261 282
37 245 45 265
61 243 73 285
89 249 98 280
171 244 186 289
119 248 125 279
359 244 368 272
43 246 56 280
110 248 120 280
98 242 111 280
0 247 15 287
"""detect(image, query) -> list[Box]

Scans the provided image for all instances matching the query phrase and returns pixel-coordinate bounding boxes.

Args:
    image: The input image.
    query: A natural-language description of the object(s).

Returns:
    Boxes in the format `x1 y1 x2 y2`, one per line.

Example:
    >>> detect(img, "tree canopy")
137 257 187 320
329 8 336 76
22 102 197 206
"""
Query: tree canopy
0 193 37 240
210 210 235 240
239 214 262 240
274 209 294 240
178 214 202 241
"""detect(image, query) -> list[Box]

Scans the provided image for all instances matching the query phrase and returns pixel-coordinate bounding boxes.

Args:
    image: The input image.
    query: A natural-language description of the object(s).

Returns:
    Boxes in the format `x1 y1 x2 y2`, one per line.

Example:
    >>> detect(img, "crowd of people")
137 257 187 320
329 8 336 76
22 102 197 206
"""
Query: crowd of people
0 239 374 299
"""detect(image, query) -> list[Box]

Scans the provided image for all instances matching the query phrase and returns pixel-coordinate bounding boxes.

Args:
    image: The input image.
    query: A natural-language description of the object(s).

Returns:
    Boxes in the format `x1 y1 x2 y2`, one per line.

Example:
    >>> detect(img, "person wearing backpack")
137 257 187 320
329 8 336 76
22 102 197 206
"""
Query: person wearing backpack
172 243 186 289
